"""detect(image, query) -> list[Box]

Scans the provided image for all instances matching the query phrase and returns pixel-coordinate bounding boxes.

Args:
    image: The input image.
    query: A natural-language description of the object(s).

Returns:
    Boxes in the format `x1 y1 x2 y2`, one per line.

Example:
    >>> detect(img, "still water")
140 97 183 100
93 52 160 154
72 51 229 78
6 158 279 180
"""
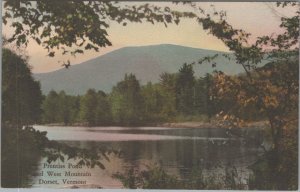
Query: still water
30 125 266 188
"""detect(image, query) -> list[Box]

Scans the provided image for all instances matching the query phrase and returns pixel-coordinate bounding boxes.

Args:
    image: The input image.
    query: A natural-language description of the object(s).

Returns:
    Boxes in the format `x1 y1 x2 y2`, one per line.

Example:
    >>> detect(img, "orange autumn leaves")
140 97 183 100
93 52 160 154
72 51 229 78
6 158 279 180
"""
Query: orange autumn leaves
210 59 298 126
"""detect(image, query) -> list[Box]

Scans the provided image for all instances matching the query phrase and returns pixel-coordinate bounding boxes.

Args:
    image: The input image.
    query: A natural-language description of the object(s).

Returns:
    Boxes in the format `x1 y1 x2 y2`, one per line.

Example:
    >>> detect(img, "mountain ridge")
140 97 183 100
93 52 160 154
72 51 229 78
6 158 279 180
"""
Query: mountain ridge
34 44 244 95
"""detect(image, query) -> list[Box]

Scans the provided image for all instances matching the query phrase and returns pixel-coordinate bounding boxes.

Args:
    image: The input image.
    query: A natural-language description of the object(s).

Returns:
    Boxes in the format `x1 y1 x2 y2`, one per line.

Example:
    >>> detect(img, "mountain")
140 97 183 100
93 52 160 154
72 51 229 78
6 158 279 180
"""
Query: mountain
34 44 245 95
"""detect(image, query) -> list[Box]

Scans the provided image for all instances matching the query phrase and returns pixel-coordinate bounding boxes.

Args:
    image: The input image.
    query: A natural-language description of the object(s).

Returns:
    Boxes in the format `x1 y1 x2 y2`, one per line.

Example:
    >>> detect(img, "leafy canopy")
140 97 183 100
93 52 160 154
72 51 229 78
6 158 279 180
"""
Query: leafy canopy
3 1 196 57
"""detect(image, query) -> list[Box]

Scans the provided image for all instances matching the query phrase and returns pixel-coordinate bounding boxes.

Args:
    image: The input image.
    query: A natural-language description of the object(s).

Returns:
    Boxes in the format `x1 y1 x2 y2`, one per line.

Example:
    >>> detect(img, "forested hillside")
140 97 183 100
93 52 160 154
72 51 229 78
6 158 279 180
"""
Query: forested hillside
41 61 278 126
34 44 249 95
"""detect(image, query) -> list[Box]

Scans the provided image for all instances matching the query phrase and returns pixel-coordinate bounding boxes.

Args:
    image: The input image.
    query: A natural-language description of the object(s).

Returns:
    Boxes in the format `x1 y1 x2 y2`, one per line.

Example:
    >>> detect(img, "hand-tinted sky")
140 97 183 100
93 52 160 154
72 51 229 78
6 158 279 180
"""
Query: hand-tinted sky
2 2 297 73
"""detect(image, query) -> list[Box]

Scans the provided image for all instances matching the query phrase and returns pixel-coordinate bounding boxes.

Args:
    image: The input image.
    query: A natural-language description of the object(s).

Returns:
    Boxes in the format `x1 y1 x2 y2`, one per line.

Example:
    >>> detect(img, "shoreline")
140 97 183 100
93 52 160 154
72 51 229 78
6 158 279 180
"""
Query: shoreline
159 121 269 129
37 121 269 129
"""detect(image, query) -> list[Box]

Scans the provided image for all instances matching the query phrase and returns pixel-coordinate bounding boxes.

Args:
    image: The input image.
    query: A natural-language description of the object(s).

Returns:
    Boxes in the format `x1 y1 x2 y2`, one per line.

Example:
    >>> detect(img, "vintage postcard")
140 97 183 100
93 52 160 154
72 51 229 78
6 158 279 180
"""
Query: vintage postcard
1 0 299 190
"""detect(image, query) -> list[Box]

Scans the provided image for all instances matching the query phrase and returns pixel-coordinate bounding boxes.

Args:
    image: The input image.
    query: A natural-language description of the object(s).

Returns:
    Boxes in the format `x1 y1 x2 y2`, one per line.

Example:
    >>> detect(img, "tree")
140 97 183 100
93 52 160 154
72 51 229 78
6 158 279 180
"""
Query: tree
193 74 213 118
2 48 44 187
41 90 60 123
175 63 196 115
65 95 81 125
80 89 98 126
195 1 298 144
42 90 81 125
95 91 112 126
141 82 164 122
3 1 298 189
2 48 43 125
110 74 144 125
192 2 298 189
3 1 196 57
158 72 177 119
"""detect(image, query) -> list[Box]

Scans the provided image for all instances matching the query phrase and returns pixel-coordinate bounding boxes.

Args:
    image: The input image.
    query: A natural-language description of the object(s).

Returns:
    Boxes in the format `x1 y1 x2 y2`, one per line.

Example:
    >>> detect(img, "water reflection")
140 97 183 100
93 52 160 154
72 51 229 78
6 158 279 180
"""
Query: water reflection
31 126 265 188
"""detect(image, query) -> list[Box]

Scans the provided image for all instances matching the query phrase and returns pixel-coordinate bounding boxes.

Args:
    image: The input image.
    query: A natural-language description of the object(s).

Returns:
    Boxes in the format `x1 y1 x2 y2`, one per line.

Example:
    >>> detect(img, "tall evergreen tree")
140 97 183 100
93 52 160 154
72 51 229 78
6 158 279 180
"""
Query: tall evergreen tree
175 63 195 115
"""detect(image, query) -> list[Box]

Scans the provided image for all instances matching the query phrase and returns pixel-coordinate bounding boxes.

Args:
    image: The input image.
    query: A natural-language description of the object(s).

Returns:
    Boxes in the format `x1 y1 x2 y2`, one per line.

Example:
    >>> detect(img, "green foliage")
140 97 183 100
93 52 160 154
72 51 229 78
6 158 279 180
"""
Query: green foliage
1 123 112 188
80 89 98 126
113 166 181 189
248 120 298 190
197 73 216 118
176 63 195 115
110 74 144 126
1 48 44 187
1 49 112 187
42 90 80 125
158 72 178 119
194 2 299 190
2 48 43 125
113 165 246 189
1 125 48 187
95 91 112 125
141 82 165 122
3 2 298 189
41 90 60 123
40 62 270 126
3 1 196 56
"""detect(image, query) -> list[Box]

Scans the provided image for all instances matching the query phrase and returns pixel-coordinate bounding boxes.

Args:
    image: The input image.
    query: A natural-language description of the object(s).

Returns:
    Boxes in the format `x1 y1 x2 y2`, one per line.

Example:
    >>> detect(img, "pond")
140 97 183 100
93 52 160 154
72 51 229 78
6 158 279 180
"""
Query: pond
30 125 266 188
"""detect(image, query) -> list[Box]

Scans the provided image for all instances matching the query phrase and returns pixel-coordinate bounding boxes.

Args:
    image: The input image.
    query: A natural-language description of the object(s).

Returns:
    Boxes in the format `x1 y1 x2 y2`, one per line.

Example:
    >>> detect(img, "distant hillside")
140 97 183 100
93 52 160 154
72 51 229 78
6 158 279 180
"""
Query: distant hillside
34 44 245 95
